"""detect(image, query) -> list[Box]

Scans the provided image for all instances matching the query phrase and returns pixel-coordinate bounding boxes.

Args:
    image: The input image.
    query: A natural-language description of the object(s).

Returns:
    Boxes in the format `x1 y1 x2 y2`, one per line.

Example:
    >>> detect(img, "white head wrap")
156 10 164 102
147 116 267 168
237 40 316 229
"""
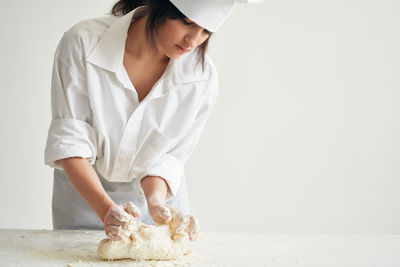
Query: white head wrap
169 0 264 32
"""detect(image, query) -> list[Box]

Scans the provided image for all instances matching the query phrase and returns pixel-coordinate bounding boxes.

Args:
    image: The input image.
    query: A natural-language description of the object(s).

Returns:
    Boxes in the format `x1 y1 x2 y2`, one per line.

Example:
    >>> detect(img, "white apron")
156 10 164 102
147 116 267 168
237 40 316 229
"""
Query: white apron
52 162 190 230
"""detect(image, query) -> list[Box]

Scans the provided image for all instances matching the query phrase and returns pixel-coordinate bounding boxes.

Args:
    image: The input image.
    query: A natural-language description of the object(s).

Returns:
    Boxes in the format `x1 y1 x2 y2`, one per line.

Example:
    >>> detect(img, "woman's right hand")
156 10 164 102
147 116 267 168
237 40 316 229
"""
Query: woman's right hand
103 202 142 241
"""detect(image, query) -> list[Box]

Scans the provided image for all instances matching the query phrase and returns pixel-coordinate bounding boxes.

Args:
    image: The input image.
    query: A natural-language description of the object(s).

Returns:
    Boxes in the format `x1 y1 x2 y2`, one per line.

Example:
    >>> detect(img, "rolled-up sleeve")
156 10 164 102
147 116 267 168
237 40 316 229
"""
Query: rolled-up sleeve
45 118 97 169
136 66 219 201
44 32 97 170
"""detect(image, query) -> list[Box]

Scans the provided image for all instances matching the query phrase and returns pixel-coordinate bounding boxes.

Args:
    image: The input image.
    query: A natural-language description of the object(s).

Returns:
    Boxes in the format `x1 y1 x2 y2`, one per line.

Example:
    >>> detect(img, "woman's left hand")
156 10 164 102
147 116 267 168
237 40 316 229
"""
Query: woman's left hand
148 204 172 225
148 204 200 241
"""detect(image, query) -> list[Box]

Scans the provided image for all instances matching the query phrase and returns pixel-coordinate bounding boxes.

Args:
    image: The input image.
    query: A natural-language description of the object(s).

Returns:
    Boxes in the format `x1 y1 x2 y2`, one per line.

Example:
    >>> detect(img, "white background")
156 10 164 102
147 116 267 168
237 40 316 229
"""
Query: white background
0 0 399 234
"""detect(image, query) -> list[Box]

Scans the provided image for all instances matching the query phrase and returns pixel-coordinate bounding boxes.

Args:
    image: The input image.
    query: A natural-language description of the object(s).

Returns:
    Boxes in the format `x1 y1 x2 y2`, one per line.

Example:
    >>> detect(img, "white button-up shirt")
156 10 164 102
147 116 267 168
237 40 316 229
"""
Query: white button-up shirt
44 6 219 200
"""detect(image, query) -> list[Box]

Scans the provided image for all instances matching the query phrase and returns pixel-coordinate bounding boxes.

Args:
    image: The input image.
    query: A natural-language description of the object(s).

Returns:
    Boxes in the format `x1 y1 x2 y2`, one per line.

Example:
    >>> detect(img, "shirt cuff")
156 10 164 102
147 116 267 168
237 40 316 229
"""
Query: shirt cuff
135 154 184 202
44 118 97 169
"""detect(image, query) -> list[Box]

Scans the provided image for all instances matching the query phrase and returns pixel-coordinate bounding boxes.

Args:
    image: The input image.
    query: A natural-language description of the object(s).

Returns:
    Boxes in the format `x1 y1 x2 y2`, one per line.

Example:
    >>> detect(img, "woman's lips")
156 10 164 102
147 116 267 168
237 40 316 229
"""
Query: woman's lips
176 44 189 53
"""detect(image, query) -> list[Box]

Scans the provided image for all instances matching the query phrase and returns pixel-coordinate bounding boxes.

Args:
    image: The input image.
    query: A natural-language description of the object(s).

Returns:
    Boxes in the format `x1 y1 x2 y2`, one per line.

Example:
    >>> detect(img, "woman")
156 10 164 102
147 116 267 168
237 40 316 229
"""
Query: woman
44 0 260 242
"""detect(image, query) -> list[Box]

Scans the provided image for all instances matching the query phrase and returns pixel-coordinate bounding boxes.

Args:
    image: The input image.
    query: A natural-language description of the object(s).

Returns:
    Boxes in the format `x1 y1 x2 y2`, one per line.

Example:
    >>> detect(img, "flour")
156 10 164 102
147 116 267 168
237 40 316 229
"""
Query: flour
97 207 194 261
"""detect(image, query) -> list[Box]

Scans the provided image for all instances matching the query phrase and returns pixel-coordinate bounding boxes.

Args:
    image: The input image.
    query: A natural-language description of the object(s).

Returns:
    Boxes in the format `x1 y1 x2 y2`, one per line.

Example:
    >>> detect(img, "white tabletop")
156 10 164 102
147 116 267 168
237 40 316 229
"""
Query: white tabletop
0 229 399 266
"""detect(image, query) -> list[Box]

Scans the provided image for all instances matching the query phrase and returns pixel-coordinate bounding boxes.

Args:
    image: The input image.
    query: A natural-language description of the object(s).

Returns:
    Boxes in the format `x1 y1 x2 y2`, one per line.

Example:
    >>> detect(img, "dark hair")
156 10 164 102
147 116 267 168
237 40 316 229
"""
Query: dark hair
109 0 212 72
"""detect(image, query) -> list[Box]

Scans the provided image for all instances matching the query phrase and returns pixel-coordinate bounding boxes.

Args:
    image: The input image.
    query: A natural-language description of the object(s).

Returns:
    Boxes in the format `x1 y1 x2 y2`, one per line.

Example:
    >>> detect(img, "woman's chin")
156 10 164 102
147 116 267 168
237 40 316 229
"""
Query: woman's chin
168 53 183 59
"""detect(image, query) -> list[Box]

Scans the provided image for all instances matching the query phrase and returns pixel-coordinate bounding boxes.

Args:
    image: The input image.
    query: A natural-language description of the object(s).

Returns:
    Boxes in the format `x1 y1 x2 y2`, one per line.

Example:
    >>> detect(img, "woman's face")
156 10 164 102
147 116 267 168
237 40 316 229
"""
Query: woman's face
156 17 211 59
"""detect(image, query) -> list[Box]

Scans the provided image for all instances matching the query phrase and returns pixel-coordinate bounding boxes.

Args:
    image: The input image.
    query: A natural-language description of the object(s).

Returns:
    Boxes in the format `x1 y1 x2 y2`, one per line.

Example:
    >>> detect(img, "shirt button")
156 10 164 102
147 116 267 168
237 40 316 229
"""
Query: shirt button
120 157 127 161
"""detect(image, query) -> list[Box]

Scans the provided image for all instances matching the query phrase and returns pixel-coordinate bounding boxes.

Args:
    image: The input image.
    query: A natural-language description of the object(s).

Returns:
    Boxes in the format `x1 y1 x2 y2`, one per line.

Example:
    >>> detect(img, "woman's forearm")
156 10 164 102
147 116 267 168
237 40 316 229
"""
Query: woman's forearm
141 176 171 207
56 157 115 222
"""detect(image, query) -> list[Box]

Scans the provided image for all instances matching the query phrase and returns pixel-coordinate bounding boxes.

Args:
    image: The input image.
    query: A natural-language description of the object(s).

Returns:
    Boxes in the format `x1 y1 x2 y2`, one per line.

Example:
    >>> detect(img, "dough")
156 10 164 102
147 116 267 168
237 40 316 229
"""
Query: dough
97 207 192 261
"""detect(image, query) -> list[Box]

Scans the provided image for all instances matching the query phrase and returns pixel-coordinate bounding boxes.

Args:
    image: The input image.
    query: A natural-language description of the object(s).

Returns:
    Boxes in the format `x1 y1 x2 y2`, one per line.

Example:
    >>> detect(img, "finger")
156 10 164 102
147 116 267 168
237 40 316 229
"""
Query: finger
186 215 200 241
188 231 199 242
189 231 193 241
105 225 121 240
106 231 117 240
122 202 142 218
152 212 168 225
159 205 172 223
105 206 133 228
105 215 130 231
107 232 123 241
106 224 122 236
104 213 123 226
106 225 129 241
151 205 172 225
168 206 179 218
175 215 190 233
187 215 200 232
109 206 133 223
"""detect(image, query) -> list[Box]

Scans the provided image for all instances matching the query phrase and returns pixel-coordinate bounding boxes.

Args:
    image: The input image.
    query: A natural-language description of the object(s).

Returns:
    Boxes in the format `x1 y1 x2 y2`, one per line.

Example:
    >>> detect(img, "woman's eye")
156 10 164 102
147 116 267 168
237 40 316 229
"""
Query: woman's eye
181 18 210 35
182 18 193 25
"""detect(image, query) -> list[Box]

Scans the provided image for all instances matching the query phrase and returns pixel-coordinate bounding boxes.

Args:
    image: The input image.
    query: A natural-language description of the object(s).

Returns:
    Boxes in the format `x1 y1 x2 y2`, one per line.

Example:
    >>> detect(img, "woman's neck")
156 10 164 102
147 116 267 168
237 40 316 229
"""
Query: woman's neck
125 14 169 64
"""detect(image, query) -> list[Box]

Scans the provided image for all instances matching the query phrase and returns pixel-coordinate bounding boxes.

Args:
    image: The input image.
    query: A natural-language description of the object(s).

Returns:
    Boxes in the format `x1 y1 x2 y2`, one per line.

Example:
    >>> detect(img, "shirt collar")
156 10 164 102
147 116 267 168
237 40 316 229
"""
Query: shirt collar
86 6 208 86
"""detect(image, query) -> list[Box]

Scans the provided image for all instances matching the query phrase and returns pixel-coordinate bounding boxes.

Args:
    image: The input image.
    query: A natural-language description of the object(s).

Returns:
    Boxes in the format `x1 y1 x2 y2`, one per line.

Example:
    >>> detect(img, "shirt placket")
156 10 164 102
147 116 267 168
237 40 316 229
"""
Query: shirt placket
112 79 167 181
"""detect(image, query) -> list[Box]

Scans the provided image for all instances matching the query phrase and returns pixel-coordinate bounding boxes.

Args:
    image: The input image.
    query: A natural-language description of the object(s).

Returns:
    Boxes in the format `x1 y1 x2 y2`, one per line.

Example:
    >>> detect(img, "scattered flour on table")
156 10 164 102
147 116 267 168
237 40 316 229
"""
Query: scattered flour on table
3 216 198 266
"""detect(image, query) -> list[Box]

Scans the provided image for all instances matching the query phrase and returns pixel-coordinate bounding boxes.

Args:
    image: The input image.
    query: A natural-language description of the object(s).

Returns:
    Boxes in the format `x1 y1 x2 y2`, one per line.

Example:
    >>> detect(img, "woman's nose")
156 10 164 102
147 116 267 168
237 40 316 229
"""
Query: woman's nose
184 28 204 48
